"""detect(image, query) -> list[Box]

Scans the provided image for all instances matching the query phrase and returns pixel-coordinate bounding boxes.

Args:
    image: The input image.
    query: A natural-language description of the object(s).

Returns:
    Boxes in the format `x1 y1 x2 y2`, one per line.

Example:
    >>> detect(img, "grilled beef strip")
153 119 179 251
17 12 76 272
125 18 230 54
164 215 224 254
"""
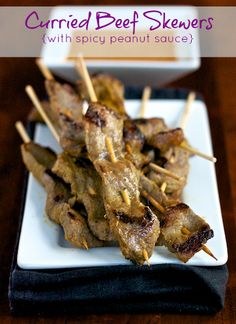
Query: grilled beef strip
134 118 184 153
157 203 214 263
140 173 214 263
84 102 160 265
148 128 184 152
77 73 127 117
52 152 114 241
21 142 56 186
123 119 151 168
20 141 102 248
45 80 86 156
44 170 103 248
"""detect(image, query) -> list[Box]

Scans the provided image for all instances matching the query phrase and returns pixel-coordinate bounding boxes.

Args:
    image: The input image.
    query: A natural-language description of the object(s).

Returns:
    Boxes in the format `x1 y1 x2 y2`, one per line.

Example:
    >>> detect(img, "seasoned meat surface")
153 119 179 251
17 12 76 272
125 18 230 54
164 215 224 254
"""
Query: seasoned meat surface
85 103 124 161
134 118 168 141
95 159 160 264
148 146 190 199
45 80 85 155
140 175 179 210
123 119 148 168
52 152 114 241
148 128 184 152
45 80 83 120
85 102 160 264
44 171 103 248
77 73 126 116
21 142 56 186
158 203 214 262
20 142 102 248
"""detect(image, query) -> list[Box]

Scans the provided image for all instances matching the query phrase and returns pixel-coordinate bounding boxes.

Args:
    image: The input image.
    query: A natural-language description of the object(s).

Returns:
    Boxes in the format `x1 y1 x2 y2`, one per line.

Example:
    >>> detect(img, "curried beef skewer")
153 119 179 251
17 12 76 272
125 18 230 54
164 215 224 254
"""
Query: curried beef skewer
36 59 86 157
52 152 114 241
15 121 102 249
84 102 160 265
77 57 160 264
138 87 216 162
25 86 112 242
141 187 216 261
25 60 216 263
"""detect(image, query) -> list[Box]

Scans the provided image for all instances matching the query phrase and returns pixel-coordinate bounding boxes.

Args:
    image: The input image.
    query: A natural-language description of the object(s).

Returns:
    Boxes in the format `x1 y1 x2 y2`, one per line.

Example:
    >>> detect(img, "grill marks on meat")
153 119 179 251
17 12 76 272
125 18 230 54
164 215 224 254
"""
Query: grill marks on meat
95 159 160 264
77 73 126 117
85 103 160 265
123 119 148 168
158 203 214 262
134 118 184 152
52 152 114 241
20 142 102 248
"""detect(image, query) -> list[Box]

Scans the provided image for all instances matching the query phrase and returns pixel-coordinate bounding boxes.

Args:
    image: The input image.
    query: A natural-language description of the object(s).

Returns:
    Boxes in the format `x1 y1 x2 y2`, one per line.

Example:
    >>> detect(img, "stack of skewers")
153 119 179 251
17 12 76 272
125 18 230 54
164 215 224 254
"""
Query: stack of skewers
16 58 217 265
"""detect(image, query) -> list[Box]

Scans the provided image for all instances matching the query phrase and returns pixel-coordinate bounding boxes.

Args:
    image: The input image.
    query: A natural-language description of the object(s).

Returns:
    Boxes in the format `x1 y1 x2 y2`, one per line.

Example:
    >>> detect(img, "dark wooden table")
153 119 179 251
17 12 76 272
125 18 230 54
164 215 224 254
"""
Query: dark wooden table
0 1 236 323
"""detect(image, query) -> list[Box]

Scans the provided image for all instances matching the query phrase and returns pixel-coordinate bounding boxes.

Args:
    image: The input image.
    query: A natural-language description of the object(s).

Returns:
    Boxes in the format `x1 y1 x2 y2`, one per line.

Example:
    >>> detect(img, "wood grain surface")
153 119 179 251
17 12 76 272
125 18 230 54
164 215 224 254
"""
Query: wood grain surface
0 1 236 323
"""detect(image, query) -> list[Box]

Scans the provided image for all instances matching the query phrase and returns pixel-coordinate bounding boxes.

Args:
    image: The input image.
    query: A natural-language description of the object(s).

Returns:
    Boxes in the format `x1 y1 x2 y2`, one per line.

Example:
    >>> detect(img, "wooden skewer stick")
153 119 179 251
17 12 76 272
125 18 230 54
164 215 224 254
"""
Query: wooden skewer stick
121 189 131 206
15 121 31 144
75 56 97 102
149 163 183 181
160 182 167 193
181 227 217 261
177 92 217 162
180 142 217 163
105 136 117 163
143 249 150 266
25 85 60 143
82 238 89 250
139 86 151 118
88 186 96 196
179 92 196 129
105 136 131 206
141 190 165 213
36 58 54 81
125 143 132 155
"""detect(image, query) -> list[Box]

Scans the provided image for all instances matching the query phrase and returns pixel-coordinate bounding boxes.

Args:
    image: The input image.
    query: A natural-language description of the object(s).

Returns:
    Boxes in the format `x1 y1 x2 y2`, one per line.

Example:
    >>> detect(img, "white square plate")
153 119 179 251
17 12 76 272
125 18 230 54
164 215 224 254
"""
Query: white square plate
17 99 228 269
